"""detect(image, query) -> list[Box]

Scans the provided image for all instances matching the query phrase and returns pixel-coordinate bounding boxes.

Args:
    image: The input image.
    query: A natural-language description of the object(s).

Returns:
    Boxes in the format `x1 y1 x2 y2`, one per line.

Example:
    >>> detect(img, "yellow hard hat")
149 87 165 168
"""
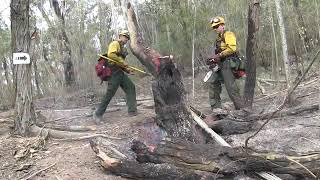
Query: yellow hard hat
119 30 130 40
210 16 225 28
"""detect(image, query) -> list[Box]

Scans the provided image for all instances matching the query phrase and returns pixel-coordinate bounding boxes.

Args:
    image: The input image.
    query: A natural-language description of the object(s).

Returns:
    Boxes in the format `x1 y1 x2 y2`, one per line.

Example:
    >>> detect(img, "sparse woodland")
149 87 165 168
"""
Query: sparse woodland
0 0 319 180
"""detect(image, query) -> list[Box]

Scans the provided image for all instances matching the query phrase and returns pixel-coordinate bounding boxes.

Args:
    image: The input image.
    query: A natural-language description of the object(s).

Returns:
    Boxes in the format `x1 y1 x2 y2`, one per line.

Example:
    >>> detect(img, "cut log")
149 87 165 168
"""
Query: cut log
91 138 319 179
127 3 205 143
89 140 220 180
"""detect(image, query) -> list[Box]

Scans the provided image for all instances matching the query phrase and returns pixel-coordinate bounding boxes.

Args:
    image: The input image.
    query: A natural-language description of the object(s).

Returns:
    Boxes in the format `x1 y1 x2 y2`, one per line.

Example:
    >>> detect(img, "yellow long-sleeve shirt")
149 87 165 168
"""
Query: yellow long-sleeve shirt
107 41 125 64
216 31 237 57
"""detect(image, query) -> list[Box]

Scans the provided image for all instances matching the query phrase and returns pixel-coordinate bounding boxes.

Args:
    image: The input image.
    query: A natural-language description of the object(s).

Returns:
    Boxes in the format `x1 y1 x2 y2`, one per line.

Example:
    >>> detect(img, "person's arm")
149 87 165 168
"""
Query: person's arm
219 31 237 57
107 41 125 64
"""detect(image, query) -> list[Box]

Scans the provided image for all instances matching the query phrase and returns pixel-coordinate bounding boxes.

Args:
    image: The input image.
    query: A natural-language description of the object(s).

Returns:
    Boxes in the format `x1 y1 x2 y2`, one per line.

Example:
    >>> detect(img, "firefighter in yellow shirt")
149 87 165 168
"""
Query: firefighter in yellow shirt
207 16 242 110
94 30 137 124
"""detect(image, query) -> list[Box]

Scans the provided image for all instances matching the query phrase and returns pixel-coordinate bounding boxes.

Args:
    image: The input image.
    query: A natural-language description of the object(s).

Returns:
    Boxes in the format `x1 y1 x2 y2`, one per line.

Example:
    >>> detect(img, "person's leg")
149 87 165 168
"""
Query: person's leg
120 74 137 114
95 74 122 117
208 73 222 109
221 59 242 109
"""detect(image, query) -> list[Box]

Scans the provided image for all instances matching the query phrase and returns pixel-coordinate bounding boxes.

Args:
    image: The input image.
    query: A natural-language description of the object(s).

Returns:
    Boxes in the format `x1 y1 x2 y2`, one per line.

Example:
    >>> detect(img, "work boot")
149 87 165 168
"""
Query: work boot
93 113 103 125
128 111 138 117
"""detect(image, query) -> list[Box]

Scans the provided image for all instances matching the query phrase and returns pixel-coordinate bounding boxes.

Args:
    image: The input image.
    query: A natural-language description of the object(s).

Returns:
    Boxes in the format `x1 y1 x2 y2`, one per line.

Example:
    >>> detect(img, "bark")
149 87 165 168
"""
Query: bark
11 0 36 135
244 0 260 107
51 0 75 86
127 3 205 143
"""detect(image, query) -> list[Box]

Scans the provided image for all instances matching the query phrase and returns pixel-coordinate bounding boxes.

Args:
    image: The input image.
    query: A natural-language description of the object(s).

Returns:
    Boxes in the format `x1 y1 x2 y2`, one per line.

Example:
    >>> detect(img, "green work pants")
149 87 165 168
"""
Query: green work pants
209 58 240 109
95 71 137 117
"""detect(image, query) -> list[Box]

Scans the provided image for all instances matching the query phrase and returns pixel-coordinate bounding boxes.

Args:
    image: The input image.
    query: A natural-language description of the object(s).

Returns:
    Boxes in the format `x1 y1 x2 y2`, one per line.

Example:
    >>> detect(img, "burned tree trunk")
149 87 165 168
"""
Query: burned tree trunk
11 0 36 135
127 3 205 143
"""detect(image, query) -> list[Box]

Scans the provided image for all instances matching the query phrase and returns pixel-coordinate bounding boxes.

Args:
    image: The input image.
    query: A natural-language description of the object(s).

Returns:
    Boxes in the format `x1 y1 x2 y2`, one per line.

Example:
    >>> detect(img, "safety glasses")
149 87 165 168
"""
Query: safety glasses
210 17 220 24
212 25 220 29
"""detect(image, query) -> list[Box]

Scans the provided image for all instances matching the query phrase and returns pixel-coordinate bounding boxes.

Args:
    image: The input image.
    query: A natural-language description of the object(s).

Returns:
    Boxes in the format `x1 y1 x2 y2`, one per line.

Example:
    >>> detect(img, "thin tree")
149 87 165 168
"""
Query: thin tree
269 2 280 84
274 0 291 87
11 0 36 135
244 0 260 107
292 0 311 53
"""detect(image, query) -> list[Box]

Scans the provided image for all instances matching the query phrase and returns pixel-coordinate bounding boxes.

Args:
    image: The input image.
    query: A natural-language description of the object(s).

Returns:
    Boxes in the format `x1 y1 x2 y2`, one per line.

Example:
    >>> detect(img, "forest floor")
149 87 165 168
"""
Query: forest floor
0 72 319 180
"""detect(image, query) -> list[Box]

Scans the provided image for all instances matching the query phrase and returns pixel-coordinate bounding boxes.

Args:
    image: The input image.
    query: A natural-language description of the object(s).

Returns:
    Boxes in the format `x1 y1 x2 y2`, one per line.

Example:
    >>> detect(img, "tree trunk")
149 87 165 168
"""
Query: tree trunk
127 3 205 143
275 0 291 87
244 0 260 107
11 0 36 135
51 0 75 87
292 0 312 53
269 2 280 84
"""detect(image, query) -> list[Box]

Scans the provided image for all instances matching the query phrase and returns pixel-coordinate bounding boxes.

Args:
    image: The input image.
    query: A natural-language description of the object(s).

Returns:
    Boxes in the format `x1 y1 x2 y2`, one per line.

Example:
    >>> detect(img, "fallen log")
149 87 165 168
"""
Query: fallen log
89 140 220 180
131 139 319 178
91 138 319 179
29 125 121 141
199 104 319 135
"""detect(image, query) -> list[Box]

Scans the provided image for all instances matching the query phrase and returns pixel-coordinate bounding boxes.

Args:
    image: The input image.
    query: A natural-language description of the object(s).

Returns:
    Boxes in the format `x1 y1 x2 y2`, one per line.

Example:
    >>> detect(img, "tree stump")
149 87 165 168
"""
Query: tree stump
127 3 205 143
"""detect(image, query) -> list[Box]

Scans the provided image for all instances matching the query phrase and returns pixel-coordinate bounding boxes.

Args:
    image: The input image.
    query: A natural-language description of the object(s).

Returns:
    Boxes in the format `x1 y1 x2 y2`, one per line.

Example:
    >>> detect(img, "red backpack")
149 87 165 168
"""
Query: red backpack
95 57 112 81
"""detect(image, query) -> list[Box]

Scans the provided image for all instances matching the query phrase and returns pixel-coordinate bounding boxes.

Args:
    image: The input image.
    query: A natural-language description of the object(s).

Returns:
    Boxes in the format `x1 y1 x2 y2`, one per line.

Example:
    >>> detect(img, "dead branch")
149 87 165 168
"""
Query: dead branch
37 124 97 132
247 104 319 120
257 78 286 83
54 134 121 141
21 162 56 180
0 118 13 124
30 125 121 141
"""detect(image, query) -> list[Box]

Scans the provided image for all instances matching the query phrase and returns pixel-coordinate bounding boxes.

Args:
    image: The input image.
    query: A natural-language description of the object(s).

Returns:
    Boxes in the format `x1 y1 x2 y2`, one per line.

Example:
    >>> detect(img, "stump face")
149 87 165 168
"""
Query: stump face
152 59 205 143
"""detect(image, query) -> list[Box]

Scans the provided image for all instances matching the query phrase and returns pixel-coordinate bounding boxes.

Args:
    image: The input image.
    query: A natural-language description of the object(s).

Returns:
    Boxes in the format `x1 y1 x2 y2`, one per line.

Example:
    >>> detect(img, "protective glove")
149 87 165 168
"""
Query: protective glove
206 58 214 65
211 53 221 63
